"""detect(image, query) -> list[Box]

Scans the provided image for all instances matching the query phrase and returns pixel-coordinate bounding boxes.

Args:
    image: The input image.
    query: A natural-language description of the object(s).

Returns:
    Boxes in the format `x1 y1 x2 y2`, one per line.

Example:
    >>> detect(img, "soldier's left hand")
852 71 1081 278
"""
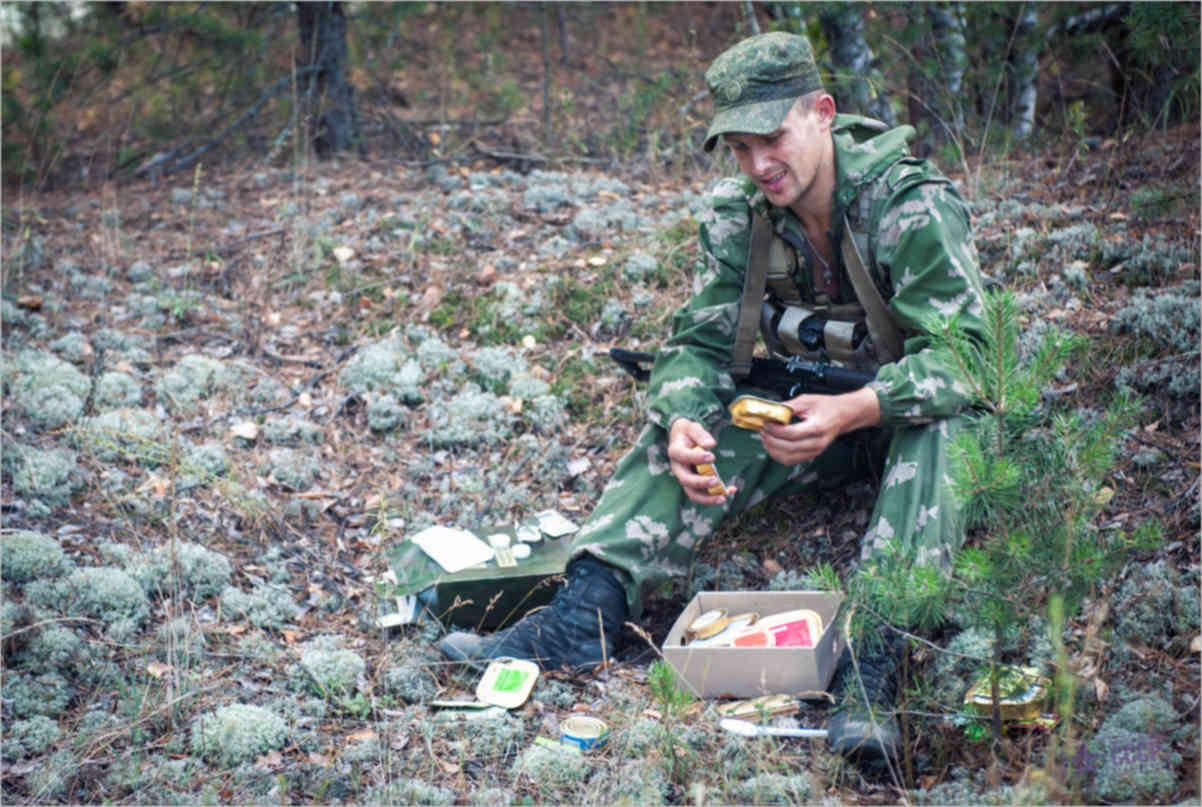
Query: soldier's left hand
760 387 881 465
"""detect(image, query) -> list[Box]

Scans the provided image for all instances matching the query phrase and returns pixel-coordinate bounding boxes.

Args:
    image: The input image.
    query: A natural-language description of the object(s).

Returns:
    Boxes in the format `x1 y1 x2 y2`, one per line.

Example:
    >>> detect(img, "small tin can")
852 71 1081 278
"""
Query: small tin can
560 716 610 751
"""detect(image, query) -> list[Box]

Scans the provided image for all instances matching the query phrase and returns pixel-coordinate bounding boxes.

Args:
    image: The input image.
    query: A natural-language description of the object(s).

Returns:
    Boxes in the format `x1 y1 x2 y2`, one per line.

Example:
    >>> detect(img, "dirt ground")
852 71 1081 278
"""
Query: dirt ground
2 5 1199 804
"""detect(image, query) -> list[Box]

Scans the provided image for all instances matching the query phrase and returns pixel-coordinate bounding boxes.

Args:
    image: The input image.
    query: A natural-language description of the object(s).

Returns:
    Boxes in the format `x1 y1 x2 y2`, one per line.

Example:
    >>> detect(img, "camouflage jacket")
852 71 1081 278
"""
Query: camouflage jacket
646 114 988 433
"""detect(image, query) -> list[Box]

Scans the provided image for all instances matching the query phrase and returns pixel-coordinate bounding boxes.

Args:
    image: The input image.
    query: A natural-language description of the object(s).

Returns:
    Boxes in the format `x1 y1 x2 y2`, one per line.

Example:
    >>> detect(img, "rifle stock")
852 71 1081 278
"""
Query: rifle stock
608 347 874 399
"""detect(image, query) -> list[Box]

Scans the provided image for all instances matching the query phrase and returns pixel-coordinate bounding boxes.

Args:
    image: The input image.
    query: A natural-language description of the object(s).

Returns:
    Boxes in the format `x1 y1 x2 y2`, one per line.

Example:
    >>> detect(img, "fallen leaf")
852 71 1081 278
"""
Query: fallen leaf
1093 486 1115 505
643 709 662 720
257 749 284 767
224 624 247 635
763 557 783 576
476 263 497 285
348 729 377 743
16 295 43 310
281 629 300 643
421 285 443 307
147 661 173 678
231 421 259 441
1191 635 1202 653
428 131 441 146
309 752 330 767
435 757 460 774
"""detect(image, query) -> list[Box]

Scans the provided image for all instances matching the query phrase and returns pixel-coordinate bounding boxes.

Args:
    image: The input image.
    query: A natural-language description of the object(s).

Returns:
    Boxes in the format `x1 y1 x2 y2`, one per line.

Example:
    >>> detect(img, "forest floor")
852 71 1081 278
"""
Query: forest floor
2 5 1200 805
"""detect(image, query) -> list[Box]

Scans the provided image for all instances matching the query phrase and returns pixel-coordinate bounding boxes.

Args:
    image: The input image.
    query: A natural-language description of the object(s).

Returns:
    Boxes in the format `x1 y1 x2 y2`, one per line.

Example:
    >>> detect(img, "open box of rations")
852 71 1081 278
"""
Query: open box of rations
662 591 846 699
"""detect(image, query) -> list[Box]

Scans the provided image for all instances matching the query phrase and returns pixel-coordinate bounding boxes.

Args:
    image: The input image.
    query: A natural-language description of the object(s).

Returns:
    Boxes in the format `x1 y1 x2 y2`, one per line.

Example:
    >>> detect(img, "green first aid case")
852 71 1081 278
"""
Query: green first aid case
385 524 575 630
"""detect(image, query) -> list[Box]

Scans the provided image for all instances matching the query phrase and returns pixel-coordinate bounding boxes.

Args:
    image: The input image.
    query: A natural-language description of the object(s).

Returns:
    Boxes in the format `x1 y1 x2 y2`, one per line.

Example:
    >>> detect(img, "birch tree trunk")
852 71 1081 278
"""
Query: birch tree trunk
296 1 359 156
818 4 893 126
1010 3 1039 141
926 2 967 139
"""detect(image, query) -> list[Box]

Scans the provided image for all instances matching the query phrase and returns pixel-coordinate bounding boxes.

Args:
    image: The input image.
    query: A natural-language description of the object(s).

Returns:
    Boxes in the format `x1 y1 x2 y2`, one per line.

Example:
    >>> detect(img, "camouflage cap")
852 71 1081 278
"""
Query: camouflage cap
703 32 823 152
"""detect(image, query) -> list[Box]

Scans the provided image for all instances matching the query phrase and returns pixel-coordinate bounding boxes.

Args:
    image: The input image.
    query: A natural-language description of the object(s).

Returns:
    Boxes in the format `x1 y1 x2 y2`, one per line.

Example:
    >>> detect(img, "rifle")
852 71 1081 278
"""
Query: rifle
609 347 875 399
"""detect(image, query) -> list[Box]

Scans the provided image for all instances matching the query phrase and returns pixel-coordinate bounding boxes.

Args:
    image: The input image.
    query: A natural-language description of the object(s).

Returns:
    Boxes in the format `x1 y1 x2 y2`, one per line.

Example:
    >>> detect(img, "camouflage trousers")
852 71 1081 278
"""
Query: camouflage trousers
569 411 971 618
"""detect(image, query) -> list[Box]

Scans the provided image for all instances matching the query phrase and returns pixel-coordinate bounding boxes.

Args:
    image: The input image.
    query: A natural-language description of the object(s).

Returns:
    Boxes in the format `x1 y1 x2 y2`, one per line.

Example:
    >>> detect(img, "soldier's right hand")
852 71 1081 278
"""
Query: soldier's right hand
668 418 734 505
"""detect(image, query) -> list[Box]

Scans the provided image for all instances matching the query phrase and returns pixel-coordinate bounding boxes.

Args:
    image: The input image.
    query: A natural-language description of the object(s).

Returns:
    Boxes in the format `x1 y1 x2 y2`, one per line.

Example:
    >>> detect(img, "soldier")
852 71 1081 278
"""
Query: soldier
438 31 988 764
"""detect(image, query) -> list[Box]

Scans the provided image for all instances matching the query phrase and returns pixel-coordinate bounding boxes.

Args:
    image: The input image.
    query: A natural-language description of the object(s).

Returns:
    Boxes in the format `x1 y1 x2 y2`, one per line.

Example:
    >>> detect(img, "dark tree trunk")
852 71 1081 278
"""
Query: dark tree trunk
296 1 359 156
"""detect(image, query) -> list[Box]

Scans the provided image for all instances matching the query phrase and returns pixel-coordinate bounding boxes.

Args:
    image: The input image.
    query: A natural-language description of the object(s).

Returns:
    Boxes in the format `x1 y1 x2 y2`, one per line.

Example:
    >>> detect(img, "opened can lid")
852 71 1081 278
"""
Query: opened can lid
476 658 539 709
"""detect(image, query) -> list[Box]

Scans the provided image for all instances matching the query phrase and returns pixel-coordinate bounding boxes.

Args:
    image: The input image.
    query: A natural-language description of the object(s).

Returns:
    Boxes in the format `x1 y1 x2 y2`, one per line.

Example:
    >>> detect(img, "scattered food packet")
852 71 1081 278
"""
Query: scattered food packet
535 509 579 538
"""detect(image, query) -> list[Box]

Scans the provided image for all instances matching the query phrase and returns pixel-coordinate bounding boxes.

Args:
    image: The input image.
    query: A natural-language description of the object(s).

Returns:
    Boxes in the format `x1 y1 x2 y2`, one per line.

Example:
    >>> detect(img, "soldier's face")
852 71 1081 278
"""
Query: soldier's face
723 99 831 212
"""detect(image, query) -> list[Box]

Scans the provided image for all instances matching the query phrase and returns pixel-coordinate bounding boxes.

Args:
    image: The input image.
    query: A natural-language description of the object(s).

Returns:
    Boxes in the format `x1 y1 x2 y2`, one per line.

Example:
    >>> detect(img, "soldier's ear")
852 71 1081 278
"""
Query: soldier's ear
814 93 836 127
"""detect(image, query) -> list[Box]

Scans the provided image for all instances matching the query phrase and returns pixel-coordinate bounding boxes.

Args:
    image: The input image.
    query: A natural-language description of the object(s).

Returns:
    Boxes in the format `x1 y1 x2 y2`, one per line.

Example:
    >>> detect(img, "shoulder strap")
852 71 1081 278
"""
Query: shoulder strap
731 212 774 378
840 214 904 364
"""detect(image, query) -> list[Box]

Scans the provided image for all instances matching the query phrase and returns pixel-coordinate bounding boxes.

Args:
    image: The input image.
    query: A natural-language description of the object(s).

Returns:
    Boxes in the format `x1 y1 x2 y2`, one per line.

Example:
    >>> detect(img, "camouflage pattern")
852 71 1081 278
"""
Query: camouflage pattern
704 32 824 152
566 117 988 620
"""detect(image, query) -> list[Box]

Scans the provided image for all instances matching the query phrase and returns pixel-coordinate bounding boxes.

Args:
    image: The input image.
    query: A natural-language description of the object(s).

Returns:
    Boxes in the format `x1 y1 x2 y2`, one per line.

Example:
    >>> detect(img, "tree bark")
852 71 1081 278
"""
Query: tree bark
926 2 967 140
1010 3 1039 141
818 4 893 126
296 1 359 156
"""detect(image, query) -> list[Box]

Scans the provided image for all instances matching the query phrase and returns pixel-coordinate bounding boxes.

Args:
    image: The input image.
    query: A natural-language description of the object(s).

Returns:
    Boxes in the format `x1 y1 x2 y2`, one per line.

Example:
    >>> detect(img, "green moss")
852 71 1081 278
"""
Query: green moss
60 566 150 628
95 371 144 409
299 636 365 694
76 408 169 465
1 529 69 582
6 671 74 718
219 583 298 628
263 447 320 490
8 443 80 512
130 541 232 600
190 703 288 768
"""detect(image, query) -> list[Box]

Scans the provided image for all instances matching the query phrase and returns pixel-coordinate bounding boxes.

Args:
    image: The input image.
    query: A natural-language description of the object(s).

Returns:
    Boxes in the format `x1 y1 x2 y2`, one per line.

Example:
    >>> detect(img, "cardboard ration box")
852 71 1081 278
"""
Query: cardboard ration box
385 517 577 631
662 591 845 699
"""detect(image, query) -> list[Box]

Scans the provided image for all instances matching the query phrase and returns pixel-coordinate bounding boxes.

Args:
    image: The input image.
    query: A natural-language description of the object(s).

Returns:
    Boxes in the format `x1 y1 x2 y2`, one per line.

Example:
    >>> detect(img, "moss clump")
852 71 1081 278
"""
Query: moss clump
424 384 515 447
435 712 523 758
338 338 418 398
25 625 86 670
94 371 144 409
60 566 150 630
469 346 528 393
190 703 288 768
1 530 69 582
6 671 74 718
154 354 242 412
6 349 90 429
610 759 671 805
2 715 61 759
366 393 406 433
7 443 80 513
727 772 811 805
299 636 365 694
263 447 320 491
219 583 298 628
365 778 455 806
415 335 464 374
1112 560 1200 661
48 331 93 363
623 252 659 283
75 408 169 465
179 441 230 490
130 541 232 600
262 416 324 445
383 661 438 704
515 742 591 791
1086 726 1180 803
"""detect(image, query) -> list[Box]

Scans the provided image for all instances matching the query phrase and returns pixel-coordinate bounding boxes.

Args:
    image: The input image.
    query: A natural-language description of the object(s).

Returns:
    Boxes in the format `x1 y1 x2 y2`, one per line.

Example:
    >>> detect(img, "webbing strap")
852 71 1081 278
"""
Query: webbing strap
840 215 904 364
732 212 774 378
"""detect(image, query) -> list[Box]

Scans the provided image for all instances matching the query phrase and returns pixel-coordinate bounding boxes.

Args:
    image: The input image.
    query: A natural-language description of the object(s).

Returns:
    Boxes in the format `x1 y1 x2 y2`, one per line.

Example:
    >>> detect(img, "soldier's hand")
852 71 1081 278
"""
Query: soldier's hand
761 387 881 465
668 418 734 505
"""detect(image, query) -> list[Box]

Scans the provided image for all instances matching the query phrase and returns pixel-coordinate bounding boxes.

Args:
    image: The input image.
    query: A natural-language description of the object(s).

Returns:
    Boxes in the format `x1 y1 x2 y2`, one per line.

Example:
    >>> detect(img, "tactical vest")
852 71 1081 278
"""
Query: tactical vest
732 117 938 378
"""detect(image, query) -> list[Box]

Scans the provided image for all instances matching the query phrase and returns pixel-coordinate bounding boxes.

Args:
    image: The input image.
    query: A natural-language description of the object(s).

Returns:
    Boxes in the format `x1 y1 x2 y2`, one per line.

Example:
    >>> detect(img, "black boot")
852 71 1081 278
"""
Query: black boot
826 632 905 763
435 556 628 671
